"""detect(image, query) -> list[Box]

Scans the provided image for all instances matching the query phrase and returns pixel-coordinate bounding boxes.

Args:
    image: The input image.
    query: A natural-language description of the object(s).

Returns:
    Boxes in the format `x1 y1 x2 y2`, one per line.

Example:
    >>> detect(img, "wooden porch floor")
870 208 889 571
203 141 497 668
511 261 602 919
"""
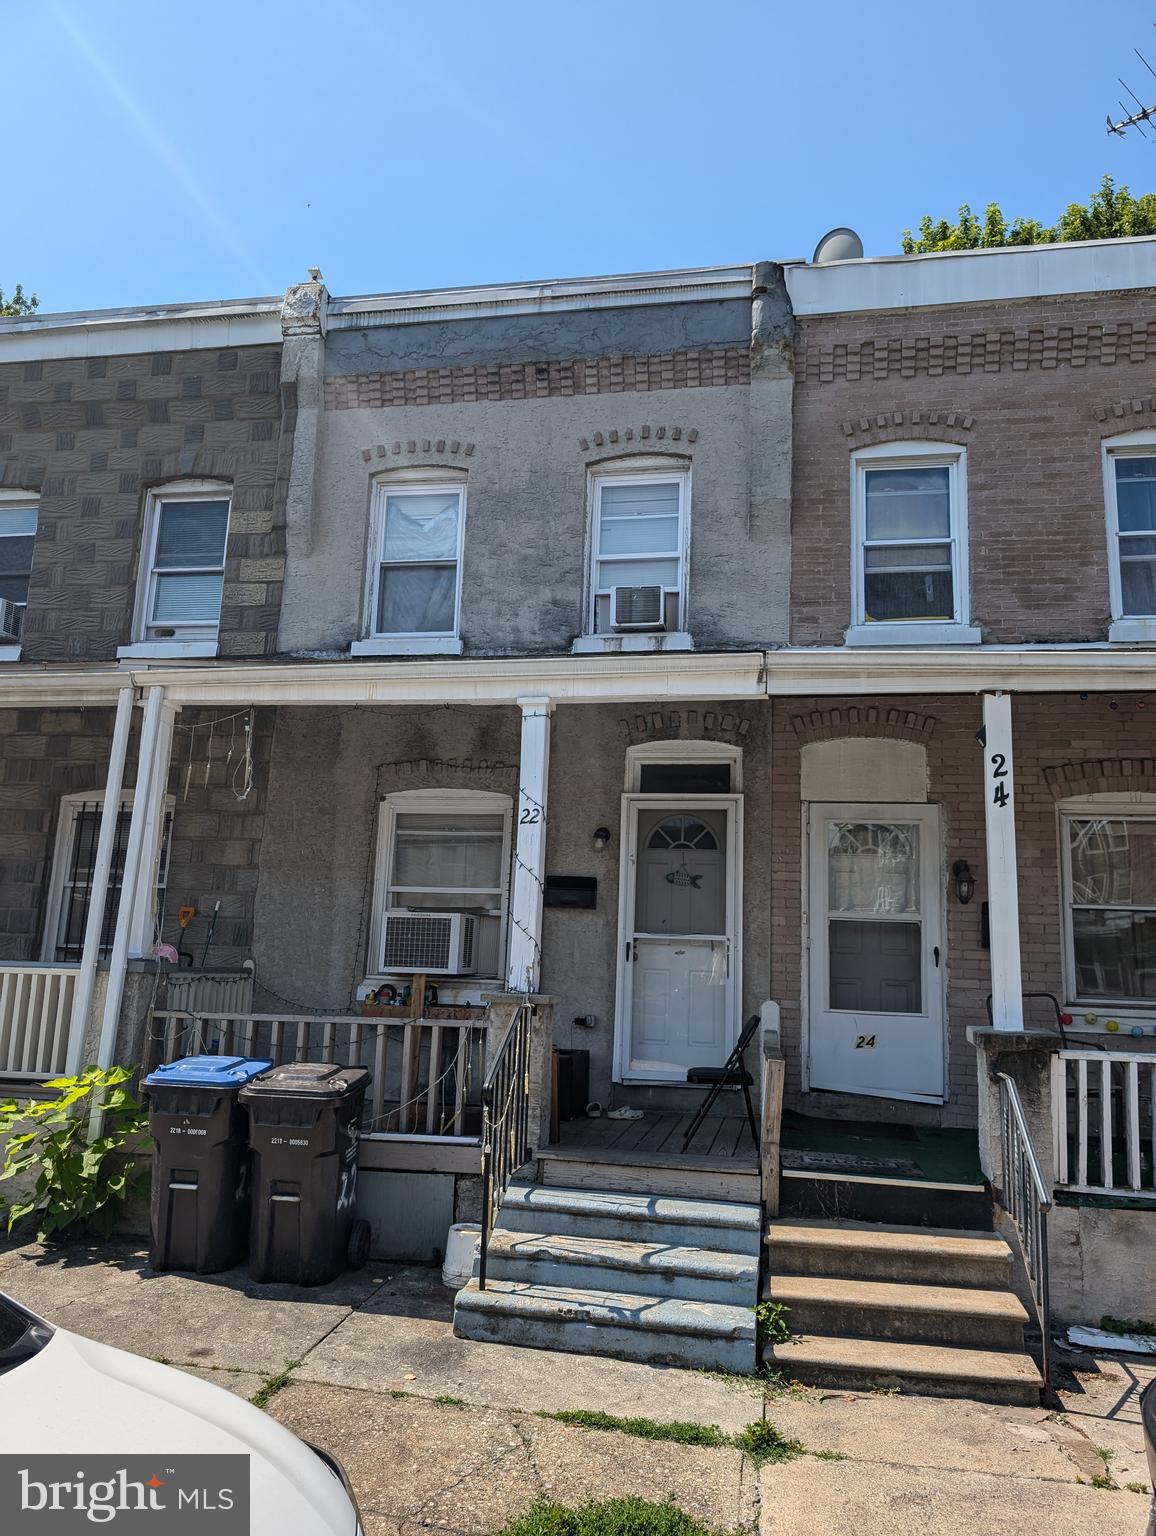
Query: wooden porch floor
550 1110 757 1166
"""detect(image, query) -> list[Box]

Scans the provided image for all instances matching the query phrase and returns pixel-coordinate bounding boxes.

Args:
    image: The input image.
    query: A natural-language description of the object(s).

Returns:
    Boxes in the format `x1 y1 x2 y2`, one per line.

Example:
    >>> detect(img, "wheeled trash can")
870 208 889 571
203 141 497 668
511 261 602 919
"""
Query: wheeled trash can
143 1054 273 1274
240 1062 371 1286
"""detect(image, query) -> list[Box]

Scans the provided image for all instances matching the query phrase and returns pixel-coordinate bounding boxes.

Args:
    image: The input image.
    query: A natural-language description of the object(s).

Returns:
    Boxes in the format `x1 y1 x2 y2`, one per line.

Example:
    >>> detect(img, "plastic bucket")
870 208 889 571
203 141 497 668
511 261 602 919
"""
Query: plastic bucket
442 1222 481 1289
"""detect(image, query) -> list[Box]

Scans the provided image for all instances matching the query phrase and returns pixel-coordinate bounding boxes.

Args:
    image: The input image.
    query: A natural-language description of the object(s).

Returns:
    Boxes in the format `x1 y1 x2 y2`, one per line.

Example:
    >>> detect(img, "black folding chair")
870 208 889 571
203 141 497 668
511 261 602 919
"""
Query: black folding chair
681 1013 761 1152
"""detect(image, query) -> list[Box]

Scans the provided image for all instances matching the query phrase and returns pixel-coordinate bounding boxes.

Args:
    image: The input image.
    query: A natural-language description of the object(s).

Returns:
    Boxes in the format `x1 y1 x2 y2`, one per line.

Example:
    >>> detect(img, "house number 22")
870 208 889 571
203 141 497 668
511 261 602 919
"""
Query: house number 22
990 752 1009 809
519 806 542 825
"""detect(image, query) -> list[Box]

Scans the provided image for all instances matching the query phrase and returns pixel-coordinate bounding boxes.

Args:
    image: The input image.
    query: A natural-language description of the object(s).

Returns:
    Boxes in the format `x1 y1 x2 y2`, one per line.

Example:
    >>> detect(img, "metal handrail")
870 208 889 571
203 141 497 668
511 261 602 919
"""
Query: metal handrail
478 999 536 1290
995 1071 1053 1394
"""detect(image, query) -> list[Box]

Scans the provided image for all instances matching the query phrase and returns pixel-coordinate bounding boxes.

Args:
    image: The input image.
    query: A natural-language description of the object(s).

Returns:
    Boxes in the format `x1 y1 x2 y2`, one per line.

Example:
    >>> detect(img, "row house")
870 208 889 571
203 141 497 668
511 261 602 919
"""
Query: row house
1 236 1154 1389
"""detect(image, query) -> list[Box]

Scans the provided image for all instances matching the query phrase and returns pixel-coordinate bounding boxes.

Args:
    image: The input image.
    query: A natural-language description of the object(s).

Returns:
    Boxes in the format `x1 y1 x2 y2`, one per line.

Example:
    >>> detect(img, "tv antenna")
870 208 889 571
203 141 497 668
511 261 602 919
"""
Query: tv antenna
1107 29 1156 139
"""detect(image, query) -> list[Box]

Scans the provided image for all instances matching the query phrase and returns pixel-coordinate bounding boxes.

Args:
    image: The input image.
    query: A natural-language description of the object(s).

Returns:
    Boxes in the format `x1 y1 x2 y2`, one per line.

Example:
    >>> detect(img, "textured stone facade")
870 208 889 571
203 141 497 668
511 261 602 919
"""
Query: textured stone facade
0 344 288 659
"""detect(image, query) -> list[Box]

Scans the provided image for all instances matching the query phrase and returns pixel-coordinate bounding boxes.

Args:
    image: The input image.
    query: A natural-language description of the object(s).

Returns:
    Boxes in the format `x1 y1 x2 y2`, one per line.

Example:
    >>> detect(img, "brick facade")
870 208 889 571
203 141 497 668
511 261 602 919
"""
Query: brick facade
0 705 273 966
769 691 1156 1128
790 290 1156 646
0 345 288 659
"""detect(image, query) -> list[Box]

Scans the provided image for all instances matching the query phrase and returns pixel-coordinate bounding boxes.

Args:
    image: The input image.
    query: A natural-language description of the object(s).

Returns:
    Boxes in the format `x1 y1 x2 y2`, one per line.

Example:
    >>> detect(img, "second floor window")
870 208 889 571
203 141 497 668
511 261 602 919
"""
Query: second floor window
136 482 231 643
1107 447 1156 617
0 493 38 641
849 443 973 643
368 480 465 638
589 469 688 635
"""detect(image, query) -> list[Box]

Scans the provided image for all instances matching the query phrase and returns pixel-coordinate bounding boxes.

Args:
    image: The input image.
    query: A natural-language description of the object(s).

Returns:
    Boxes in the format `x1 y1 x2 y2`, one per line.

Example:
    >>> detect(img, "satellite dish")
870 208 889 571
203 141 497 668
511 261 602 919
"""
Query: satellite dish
812 227 865 264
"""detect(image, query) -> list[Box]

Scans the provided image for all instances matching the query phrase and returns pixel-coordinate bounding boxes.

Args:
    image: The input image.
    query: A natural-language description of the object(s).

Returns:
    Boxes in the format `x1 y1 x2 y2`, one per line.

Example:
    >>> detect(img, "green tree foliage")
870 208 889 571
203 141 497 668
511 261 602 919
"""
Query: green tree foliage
902 176 1156 254
0 283 38 317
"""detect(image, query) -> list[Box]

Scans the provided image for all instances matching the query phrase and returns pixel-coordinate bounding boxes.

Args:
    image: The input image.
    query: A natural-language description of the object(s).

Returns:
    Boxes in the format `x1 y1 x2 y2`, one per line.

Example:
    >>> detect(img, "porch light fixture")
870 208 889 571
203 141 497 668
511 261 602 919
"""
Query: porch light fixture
592 827 611 851
952 860 976 905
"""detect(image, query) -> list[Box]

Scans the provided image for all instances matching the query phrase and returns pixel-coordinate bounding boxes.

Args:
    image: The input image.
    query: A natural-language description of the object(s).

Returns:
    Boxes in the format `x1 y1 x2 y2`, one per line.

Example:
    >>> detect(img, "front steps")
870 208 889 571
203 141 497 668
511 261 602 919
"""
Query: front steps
763 1218 1043 1405
453 1184 761 1372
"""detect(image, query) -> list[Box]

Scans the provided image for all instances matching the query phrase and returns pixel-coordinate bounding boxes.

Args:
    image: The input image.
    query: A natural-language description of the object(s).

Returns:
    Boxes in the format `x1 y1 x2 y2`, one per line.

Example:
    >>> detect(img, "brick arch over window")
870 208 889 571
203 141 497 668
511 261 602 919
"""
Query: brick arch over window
1043 756 1156 800
1094 398 1156 431
578 426 699 454
839 411 975 448
789 706 939 745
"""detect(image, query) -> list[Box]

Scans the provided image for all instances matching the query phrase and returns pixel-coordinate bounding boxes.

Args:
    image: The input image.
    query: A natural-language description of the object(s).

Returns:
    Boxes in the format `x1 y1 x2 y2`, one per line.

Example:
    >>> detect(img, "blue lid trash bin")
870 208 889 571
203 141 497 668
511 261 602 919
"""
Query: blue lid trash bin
143 1055 272 1275
240 1062 371 1287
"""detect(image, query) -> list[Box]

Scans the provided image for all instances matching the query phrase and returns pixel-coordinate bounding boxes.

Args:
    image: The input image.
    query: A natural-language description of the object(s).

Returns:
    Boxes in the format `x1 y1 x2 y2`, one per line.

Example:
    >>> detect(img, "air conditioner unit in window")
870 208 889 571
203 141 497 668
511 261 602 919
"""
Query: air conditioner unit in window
611 585 665 631
382 910 478 975
0 599 20 641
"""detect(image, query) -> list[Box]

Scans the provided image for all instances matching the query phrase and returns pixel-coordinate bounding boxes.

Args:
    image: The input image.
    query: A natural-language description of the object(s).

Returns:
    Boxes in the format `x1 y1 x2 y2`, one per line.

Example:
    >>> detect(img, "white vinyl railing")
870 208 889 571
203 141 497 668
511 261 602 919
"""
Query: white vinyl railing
1052 1048 1156 1197
0 965 79 1079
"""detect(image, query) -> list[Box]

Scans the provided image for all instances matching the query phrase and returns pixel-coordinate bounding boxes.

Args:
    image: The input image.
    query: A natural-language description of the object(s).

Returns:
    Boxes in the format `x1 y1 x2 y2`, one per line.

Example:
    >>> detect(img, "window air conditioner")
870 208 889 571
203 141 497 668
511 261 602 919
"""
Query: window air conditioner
0 599 20 641
611 585 665 631
382 910 478 975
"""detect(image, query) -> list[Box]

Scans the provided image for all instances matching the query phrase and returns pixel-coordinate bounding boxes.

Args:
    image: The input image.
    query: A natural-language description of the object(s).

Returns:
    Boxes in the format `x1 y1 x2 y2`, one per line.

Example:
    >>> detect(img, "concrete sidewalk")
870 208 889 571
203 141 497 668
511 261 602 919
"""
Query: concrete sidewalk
0 1237 1151 1535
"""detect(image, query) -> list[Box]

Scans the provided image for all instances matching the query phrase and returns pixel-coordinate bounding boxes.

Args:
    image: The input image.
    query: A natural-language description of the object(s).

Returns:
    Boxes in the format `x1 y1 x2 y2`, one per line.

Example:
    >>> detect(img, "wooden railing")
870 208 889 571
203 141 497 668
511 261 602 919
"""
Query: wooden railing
996 1071 1053 1394
146 1010 486 1138
0 965 79 1079
1051 1047 1156 1197
760 1016 786 1217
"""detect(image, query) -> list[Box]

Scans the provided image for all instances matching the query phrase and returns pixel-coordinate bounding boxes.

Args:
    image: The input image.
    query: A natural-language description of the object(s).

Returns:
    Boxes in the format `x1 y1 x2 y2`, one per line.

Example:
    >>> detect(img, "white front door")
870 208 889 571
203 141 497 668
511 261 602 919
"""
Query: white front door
807 803 945 1103
615 798 741 1082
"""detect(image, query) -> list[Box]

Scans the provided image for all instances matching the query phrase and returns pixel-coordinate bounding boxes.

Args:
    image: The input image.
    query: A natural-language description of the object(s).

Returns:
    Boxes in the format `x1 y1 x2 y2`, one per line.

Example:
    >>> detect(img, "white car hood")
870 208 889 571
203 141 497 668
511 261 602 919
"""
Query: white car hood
0 1326 357 1535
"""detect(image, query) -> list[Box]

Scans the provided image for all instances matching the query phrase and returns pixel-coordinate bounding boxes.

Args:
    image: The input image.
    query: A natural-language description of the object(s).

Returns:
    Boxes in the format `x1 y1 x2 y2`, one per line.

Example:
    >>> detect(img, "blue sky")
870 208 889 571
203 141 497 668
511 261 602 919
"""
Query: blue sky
5 0 1156 313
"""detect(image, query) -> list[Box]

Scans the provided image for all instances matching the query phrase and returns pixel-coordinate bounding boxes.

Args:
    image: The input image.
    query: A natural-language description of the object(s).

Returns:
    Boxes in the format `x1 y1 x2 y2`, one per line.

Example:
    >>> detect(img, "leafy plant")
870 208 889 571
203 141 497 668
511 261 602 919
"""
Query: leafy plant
498 1498 732 1536
0 283 38 318
732 1419 805 1465
754 1299 791 1345
0 1066 148 1241
901 175 1156 254
1100 1314 1156 1337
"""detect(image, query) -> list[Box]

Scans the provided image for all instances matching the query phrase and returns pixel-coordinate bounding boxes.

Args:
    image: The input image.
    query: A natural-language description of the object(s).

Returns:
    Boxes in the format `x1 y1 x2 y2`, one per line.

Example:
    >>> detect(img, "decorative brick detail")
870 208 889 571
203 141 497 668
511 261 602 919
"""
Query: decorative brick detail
325 349 749 411
802 318 1156 385
359 439 475 464
1042 756 1156 799
577 425 697 451
1094 396 1156 425
840 410 975 441
788 706 938 743
616 708 752 743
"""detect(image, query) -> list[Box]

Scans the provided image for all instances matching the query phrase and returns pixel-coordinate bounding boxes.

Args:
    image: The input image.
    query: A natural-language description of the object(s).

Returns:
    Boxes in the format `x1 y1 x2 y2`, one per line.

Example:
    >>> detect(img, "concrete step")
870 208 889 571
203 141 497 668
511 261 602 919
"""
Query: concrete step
766 1219 1013 1289
499 1184 762 1256
453 1277 756 1373
765 1333 1042 1406
767 1273 1028 1350
536 1151 760 1204
484 1228 759 1305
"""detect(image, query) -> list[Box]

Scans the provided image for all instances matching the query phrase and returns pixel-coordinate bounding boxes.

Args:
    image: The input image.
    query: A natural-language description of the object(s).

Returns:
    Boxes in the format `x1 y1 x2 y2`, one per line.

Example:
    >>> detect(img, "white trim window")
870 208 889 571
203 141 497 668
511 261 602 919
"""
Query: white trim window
1061 808 1156 1009
1104 432 1156 642
128 480 231 654
587 464 689 639
355 472 466 656
368 789 512 980
0 490 37 650
42 793 173 963
846 442 978 646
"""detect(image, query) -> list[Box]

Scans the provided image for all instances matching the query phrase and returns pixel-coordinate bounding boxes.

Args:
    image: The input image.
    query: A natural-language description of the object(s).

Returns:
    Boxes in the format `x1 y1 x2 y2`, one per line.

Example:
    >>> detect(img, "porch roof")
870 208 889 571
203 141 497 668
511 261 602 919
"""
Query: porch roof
2 643 1156 709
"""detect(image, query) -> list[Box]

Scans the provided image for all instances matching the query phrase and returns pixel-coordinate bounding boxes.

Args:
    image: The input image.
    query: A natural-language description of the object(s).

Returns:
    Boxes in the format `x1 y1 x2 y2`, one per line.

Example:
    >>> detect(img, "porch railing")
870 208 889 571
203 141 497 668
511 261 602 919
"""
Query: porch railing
996 1071 1052 1394
0 965 79 1079
478 998 536 1290
146 1010 485 1138
1051 1047 1156 1197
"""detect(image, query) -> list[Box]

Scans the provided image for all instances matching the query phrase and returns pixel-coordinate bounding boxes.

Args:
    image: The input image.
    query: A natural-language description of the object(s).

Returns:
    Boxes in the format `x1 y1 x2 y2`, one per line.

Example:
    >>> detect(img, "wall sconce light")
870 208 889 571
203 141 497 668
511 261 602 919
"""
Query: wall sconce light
592 827 611 852
952 860 976 905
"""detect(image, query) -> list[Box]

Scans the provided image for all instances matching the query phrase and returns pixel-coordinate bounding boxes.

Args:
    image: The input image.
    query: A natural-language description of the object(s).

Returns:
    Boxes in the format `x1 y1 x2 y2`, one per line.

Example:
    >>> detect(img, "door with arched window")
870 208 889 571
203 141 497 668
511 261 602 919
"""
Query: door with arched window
616 799 740 1081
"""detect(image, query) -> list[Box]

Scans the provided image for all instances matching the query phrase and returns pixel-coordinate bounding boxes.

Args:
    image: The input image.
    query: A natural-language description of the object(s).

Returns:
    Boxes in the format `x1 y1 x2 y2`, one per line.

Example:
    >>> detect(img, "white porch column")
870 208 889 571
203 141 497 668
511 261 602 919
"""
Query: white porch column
982 691 1024 1032
506 696 554 995
95 686 166 1068
66 686 135 1076
126 699 177 957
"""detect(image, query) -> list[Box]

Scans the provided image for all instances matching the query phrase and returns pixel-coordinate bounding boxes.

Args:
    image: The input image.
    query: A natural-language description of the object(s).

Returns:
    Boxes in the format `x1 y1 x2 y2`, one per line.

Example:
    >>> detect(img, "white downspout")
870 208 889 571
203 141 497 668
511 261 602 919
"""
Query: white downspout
95 685 166 1070
65 686 135 1077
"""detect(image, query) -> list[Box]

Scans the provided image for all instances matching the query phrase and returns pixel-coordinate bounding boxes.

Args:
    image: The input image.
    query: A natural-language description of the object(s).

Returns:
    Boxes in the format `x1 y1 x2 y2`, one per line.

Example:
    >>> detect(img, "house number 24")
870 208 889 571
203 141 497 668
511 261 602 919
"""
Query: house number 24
990 752 1010 809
